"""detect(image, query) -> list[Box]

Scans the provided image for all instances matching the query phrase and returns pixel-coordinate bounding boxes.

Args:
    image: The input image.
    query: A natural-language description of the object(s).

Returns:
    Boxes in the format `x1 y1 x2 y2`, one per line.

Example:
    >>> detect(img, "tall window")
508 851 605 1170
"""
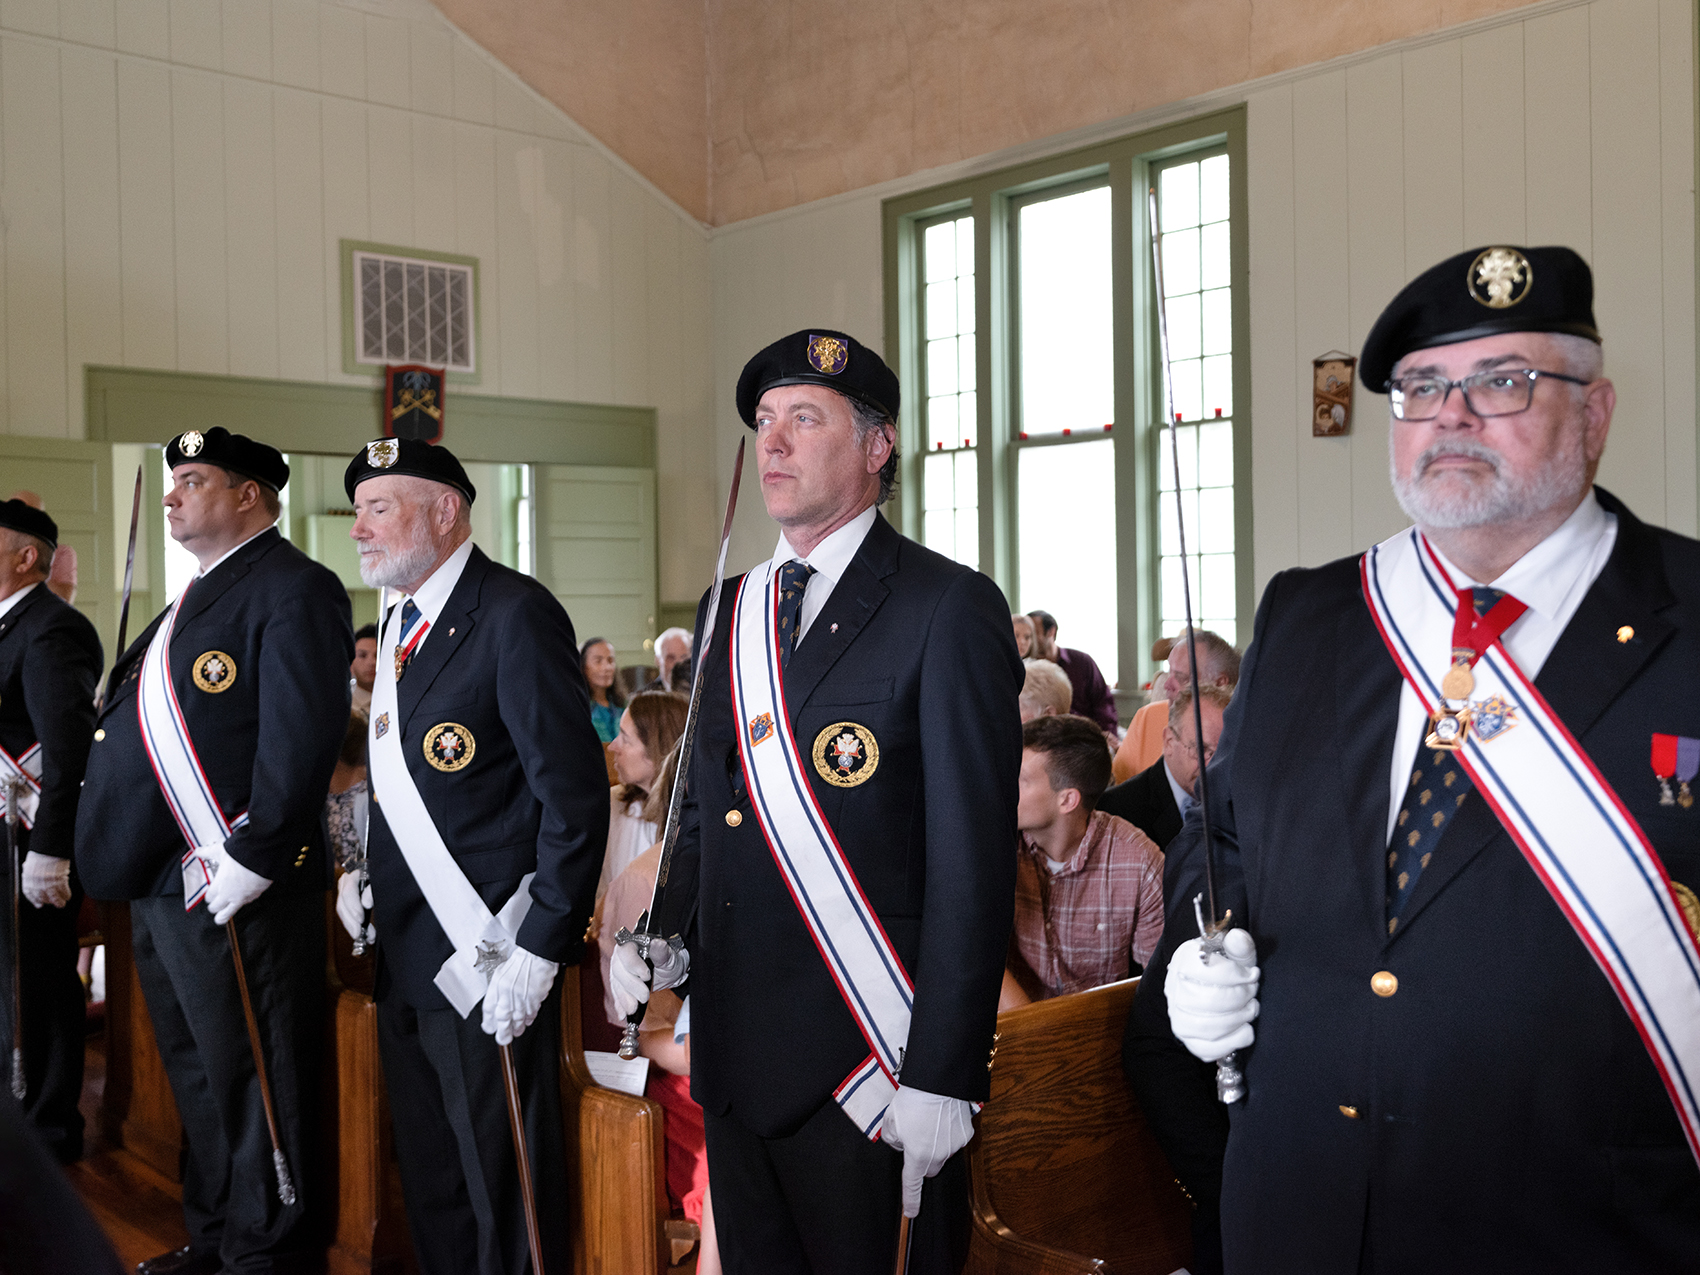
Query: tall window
1013 184 1118 686
919 214 978 569
885 110 1248 703
1155 153 1237 645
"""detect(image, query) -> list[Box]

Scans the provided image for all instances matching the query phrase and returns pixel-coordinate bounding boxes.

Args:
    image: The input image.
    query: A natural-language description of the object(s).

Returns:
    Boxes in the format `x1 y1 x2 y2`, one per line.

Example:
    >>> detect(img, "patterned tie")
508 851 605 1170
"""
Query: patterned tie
776 560 816 671
395 599 425 681
1384 587 1511 932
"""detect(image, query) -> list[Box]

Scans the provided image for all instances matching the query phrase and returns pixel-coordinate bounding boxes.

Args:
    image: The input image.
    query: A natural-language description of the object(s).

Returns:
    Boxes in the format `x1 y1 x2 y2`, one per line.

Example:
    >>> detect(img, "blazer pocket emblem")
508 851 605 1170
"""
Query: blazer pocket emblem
424 722 475 772
192 651 236 693
812 721 879 788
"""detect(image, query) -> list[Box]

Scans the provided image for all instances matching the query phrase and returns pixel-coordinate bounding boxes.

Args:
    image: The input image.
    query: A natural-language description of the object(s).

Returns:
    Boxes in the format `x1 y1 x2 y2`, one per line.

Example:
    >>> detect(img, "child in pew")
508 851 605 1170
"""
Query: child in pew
1001 714 1166 1009
590 739 721 1274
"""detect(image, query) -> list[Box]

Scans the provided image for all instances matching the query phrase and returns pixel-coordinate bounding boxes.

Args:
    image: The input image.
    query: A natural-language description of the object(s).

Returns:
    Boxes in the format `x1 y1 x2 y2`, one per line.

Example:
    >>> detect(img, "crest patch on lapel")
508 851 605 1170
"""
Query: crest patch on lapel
811 721 879 788
192 651 236 693
424 722 474 772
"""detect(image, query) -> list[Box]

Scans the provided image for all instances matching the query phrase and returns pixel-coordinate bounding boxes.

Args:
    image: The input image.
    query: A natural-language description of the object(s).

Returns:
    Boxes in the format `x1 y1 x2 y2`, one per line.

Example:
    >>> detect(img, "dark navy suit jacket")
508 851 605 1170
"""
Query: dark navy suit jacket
0 586 101 861
1136 488 1700 1272
658 512 1024 1138
76 529 352 899
366 546 609 1012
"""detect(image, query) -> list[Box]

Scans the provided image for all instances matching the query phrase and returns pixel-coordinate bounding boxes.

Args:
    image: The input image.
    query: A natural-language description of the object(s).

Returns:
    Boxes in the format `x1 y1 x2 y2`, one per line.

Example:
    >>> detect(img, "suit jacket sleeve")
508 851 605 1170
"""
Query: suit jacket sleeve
506 587 610 965
222 575 352 880
901 567 1024 1101
20 606 101 859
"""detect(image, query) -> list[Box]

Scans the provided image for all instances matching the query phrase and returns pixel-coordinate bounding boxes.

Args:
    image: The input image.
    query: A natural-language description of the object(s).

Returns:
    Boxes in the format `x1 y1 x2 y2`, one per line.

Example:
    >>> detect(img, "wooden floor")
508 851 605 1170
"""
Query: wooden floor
64 1031 192 1271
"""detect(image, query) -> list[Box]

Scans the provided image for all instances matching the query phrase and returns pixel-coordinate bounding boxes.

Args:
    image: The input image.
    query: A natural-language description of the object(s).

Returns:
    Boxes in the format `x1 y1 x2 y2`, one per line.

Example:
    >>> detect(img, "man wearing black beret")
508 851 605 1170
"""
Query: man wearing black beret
0 500 101 1163
1140 246 1700 1270
341 437 607 1275
76 428 353 1275
611 330 1023 1272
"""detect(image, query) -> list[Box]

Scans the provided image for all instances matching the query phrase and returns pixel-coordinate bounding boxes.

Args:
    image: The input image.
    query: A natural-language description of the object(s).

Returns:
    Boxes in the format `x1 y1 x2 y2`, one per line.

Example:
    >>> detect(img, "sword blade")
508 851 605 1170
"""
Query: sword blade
95 464 145 713
7 781 22 1100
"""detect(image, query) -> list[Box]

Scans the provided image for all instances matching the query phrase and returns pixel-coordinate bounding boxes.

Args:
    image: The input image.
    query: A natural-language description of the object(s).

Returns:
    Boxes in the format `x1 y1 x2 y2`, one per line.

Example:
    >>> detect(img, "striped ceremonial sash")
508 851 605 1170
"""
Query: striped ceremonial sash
0 741 41 829
730 562 914 1138
137 586 248 910
1364 528 1700 1167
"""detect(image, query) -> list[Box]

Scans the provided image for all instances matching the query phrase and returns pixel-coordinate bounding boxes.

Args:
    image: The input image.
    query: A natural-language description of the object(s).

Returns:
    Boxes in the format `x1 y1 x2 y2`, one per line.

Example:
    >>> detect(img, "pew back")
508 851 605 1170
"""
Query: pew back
967 978 1192 1275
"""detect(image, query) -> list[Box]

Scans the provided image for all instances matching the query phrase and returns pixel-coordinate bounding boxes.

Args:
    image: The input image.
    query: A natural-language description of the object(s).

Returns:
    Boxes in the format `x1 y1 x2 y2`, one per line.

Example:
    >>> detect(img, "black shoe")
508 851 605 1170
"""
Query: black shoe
135 1248 221 1275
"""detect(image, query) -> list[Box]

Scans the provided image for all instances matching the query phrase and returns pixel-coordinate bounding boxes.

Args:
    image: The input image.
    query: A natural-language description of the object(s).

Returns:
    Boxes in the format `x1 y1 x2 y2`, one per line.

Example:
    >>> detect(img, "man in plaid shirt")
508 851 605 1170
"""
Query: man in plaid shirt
1003 714 1166 1005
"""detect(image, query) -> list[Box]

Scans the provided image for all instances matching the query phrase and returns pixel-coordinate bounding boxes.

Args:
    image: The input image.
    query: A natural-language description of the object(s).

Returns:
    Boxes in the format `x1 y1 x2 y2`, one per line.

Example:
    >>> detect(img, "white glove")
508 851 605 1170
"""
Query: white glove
336 871 375 947
481 946 560 1046
880 1085 976 1218
1167 928 1260 1063
200 843 272 925
609 939 689 1021
21 852 71 909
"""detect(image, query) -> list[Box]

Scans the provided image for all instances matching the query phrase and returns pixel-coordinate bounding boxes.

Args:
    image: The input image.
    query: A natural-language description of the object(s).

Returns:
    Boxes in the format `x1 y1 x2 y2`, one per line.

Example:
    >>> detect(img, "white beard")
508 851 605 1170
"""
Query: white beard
1391 431 1587 531
357 520 439 589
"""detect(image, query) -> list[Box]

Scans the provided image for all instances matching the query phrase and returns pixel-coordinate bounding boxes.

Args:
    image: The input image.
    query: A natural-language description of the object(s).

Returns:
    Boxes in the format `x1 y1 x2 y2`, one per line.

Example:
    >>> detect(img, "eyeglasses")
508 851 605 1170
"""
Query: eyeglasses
1388 368 1591 421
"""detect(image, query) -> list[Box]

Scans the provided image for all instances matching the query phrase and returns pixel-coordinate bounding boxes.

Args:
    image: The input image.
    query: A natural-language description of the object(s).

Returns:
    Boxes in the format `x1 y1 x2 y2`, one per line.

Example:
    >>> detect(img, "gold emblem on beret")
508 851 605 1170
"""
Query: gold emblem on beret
811 721 879 788
178 430 205 458
1467 247 1533 309
367 439 400 469
191 650 235 693
424 722 475 772
1674 882 1700 943
807 335 849 376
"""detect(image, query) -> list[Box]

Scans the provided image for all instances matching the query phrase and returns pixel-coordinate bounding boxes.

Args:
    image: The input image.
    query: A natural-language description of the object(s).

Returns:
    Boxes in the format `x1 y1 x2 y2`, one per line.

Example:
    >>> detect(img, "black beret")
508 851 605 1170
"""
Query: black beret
735 329 900 427
1360 245 1601 392
165 427 289 492
344 437 476 504
0 499 57 550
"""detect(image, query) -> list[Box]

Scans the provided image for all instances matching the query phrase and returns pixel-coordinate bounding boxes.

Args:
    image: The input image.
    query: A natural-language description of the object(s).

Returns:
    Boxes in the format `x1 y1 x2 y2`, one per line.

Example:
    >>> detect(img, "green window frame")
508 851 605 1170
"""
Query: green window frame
882 107 1251 702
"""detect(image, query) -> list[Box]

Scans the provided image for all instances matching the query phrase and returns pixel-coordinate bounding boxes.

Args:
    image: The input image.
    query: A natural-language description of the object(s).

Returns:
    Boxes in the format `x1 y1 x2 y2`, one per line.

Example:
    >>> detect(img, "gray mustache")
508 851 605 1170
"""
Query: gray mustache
1416 442 1503 475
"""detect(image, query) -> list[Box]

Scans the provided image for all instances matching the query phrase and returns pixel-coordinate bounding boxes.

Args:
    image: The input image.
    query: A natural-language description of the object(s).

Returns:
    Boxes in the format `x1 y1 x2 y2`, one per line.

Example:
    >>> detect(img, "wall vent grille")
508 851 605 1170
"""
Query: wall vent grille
353 250 476 374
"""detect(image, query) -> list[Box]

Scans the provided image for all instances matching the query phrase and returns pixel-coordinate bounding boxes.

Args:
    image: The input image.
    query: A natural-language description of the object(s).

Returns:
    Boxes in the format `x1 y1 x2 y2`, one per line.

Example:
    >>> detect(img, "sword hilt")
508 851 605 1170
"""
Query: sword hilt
349 867 371 957
1192 894 1246 1104
9 1047 22 1100
612 918 683 1061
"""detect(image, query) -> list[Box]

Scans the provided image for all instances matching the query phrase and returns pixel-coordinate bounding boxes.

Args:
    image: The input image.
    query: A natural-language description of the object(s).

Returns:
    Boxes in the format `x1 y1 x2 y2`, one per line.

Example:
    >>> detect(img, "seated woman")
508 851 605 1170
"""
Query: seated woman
581 636 628 760
598 690 687 901
596 738 719 1274
325 708 369 875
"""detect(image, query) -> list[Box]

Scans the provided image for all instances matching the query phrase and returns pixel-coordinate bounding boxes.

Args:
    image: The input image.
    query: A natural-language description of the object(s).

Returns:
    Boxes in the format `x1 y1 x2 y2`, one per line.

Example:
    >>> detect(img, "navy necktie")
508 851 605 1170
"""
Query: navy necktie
776 560 815 671
1385 588 1511 931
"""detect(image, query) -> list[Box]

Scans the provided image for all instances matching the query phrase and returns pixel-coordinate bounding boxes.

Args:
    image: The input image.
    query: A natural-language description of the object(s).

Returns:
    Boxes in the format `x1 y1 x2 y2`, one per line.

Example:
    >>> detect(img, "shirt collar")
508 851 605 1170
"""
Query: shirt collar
1023 809 1114 877
196 524 274 579
1162 758 1194 817
404 537 475 627
770 504 877 583
1428 488 1612 622
0 581 40 621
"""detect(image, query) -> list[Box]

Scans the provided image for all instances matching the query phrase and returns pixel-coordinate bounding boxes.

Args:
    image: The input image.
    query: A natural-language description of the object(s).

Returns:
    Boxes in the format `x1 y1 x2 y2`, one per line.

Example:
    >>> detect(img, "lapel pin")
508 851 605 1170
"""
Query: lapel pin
1616 625 1634 643
448 627 455 636
830 623 838 633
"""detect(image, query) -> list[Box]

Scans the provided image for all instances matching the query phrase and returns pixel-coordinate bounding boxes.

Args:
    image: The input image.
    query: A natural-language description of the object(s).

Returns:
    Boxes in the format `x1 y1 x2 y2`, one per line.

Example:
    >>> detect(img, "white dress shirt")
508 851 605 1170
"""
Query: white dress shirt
1384 490 1617 840
0 580 39 621
1164 759 1195 822
395 537 475 658
767 505 878 647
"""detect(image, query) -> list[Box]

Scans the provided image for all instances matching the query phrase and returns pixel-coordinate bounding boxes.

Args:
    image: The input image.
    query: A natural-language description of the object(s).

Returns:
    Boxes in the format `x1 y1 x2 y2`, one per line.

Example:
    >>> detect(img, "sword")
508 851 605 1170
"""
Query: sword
6 776 23 1100
95 464 144 713
500 1041 546 1275
1147 187 1244 1105
226 920 297 1205
615 436 746 1059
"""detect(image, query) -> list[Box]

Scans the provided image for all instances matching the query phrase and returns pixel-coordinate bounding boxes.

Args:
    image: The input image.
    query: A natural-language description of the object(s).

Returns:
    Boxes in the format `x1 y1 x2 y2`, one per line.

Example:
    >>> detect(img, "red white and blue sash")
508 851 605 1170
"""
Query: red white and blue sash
1364 528 1700 1166
137 586 248 910
729 561 915 1139
0 742 41 829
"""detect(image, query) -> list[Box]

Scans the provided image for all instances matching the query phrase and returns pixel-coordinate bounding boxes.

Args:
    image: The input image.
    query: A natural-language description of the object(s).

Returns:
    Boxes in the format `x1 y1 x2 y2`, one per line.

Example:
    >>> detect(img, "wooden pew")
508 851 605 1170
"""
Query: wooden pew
966 978 1193 1275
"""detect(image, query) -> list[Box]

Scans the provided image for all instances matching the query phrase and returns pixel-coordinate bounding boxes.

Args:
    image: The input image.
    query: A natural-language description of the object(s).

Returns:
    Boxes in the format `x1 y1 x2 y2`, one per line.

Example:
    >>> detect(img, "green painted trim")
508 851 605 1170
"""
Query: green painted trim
880 105 1251 688
83 366 657 469
339 239 483 384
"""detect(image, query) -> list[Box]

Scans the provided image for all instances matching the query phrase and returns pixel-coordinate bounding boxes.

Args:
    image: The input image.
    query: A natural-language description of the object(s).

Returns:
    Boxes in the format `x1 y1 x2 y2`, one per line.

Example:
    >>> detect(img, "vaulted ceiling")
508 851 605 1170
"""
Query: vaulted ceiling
437 0 1535 226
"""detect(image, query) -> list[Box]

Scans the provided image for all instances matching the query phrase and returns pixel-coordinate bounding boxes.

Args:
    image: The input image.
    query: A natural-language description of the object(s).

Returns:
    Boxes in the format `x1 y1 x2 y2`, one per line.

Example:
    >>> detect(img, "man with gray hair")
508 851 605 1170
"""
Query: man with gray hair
644 624 694 693
1151 245 1700 1268
343 437 608 1275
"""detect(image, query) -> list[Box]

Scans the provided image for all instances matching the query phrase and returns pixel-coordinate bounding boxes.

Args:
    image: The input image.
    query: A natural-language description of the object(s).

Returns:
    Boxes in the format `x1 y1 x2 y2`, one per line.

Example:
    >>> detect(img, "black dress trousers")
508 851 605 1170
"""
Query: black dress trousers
376 987 568 1275
129 890 323 1274
703 1100 970 1275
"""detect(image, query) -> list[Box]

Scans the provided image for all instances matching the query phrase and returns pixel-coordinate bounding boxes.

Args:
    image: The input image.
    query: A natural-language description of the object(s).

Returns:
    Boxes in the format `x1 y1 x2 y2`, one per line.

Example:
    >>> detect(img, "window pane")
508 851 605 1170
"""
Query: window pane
1200 154 1230 224
955 216 975 279
1162 226 1200 296
1201 221 1231 290
1201 288 1231 357
1018 438 1117 686
1198 419 1233 487
1019 187 1114 435
920 213 977 561
1201 553 1236 622
924 221 956 283
927 336 959 397
926 280 956 338
958 392 977 447
1202 354 1233 419
955 507 979 570
1165 293 1201 362
928 395 957 451
1169 359 1203 425
1198 487 1234 554
954 449 978 508
1159 163 1198 231
924 451 955 510
924 508 954 560
957 276 975 335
